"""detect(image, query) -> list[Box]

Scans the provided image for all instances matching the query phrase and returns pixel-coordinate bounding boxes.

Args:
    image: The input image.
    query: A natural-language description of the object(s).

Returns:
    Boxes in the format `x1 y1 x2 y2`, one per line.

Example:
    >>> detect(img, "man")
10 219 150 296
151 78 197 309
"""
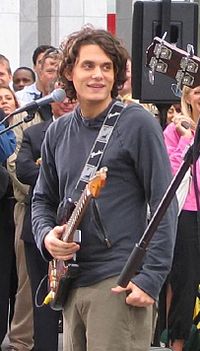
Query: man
0 108 17 350
12 67 36 92
16 46 59 122
6 49 60 351
0 54 12 87
15 94 77 351
16 45 57 104
32 26 178 351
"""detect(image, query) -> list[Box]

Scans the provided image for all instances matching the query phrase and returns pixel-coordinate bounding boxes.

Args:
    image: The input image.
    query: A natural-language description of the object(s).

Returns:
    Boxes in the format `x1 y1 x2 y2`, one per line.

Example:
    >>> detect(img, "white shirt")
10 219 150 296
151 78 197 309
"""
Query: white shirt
16 83 41 106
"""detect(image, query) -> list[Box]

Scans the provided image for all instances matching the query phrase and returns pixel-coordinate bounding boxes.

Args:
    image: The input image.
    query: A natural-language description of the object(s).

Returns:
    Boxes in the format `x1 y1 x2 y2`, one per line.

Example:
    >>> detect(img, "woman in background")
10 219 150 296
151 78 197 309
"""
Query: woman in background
164 85 200 351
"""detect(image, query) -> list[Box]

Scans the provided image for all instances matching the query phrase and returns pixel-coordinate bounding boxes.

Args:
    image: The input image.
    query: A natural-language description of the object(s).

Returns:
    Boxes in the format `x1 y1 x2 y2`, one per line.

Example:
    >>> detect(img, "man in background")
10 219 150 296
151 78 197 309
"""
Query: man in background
6 48 60 351
0 54 12 87
15 93 77 351
16 45 56 104
12 67 36 92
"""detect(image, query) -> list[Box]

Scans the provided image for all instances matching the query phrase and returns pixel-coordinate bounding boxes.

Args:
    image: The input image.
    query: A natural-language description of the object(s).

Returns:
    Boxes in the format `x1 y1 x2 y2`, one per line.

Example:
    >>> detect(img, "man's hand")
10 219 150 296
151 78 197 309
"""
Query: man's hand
44 224 80 260
112 281 154 307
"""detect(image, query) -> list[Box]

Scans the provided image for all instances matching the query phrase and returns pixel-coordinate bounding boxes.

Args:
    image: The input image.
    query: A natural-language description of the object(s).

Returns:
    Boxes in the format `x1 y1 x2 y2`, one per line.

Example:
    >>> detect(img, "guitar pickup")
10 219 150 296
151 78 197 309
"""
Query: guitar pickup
74 229 81 244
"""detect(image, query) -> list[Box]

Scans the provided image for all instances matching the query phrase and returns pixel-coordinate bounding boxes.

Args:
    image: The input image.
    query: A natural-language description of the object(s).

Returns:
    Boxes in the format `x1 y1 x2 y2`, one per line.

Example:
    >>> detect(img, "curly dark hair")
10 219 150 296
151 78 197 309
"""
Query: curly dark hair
59 25 129 100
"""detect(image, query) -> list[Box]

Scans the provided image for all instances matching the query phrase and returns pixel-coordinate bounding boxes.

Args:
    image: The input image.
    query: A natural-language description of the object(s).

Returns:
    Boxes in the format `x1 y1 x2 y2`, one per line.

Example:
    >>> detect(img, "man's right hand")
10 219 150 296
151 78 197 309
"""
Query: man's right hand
44 224 80 260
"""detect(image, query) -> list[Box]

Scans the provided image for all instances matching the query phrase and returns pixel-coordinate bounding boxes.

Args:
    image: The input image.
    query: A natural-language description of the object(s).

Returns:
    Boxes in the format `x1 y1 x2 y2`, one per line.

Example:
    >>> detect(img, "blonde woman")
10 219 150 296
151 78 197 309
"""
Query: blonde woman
163 85 200 351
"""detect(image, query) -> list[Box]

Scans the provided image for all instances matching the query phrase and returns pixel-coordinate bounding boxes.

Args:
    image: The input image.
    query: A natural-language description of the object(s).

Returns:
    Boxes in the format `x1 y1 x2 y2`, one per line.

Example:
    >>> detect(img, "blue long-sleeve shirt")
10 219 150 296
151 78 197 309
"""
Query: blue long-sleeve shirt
0 124 16 163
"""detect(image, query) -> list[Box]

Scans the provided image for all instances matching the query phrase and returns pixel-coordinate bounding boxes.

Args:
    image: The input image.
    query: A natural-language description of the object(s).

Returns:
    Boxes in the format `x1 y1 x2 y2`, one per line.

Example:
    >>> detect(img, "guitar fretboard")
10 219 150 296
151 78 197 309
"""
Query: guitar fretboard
62 187 92 243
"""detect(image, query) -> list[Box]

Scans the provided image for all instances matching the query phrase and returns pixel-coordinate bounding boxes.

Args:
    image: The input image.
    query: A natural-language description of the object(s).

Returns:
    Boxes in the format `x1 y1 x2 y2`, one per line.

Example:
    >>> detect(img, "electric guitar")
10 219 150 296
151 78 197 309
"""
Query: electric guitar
44 166 108 311
146 36 200 93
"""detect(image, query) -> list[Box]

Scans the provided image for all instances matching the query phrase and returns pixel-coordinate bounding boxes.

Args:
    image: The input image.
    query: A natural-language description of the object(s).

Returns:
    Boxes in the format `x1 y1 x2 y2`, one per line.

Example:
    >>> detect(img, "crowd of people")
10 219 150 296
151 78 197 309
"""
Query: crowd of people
0 24 199 351
0 43 76 351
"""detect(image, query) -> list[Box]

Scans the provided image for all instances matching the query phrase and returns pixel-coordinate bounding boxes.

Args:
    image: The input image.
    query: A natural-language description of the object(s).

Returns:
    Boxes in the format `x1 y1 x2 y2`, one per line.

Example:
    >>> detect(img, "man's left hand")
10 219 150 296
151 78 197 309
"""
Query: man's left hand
112 281 154 307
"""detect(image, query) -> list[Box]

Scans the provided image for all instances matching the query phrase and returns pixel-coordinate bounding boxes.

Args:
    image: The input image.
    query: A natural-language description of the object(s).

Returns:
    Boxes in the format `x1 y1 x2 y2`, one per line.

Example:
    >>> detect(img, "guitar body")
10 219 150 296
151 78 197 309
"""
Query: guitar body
47 199 79 311
48 260 79 311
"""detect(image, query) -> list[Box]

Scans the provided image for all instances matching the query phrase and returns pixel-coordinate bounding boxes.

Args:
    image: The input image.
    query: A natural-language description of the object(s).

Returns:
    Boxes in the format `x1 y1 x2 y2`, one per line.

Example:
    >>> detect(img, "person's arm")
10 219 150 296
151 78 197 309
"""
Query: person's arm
32 122 80 261
7 112 43 200
113 106 178 304
16 130 40 187
0 125 16 163
31 124 64 258
164 120 194 176
0 164 9 198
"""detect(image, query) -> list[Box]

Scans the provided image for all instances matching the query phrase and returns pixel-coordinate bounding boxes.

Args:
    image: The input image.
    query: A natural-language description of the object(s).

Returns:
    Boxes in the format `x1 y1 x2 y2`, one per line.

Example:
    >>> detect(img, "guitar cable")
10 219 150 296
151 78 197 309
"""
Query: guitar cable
34 274 49 308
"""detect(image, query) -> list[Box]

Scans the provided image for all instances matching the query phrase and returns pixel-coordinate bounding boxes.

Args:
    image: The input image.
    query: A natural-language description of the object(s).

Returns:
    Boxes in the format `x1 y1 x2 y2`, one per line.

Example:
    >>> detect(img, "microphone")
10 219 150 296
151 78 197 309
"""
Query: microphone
9 88 66 117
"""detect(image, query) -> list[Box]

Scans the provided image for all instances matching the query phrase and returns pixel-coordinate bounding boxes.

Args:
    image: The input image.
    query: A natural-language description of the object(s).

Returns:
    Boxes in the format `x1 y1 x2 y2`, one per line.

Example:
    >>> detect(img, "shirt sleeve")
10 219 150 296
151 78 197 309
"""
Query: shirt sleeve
121 106 178 300
163 122 193 175
0 125 16 163
32 125 60 260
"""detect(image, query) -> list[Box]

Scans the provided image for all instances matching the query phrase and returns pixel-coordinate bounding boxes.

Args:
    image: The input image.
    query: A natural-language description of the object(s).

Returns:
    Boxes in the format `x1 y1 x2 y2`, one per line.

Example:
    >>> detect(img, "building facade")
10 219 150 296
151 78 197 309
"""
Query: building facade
0 0 133 72
0 0 198 73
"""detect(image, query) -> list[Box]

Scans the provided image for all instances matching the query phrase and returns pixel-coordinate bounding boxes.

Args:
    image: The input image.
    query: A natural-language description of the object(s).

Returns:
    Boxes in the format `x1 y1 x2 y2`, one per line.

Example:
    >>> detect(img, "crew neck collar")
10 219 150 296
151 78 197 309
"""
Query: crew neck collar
77 100 115 127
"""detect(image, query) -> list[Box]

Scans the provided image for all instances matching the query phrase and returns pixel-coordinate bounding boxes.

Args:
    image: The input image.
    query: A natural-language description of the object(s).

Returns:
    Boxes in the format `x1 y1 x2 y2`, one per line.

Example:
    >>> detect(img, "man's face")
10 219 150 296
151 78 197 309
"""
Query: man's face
68 44 114 106
52 97 77 118
0 62 12 87
34 52 45 77
13 69 34 91
39 57 58 94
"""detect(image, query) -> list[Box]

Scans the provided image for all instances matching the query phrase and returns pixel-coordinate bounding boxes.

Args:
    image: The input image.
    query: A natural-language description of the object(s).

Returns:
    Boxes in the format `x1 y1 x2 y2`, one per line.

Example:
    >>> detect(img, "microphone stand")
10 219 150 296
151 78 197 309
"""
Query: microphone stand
118 118 200 288
0 110 36 136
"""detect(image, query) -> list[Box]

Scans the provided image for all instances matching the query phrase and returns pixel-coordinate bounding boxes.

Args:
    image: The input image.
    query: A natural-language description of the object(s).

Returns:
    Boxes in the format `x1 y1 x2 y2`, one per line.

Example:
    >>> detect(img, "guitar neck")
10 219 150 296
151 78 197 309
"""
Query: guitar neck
62 187 92 243
61 166 108 243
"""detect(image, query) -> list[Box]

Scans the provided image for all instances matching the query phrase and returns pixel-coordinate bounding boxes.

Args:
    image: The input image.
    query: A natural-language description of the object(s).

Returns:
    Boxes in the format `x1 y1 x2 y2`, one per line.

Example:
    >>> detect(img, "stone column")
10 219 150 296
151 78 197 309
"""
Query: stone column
0 0 20 72
116 0 133 55
20 0 38 68
50 0 107 47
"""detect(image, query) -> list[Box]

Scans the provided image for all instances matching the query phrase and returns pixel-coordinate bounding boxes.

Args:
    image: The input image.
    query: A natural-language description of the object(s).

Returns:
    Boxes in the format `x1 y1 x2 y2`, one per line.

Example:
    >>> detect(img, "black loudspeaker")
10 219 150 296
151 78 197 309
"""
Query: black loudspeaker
132 1 198 103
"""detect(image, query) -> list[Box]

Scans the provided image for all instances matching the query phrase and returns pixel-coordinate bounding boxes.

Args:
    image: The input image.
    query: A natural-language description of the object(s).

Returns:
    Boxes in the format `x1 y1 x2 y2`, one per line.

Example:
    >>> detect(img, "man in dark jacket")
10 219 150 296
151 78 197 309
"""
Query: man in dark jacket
32 26 178 351
15 94 77 351
0 109 17 350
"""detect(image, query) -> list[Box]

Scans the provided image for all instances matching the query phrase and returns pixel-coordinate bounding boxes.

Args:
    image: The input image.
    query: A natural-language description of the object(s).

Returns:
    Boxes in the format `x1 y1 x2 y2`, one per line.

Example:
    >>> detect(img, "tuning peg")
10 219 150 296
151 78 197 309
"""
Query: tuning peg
187 44 194 57
149 69 155 85
171 83 182 98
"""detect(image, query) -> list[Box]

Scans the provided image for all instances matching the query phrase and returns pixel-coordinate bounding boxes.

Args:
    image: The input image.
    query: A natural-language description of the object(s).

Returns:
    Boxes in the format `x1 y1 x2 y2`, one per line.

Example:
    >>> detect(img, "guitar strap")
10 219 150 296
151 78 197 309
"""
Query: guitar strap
57 100 124 225
75 100 124 192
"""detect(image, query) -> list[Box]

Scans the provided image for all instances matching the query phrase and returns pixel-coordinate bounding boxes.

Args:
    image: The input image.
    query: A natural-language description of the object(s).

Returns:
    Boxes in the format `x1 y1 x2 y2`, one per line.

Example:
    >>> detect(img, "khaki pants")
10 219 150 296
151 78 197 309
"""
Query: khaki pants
63 276 154 351
8 202 34 351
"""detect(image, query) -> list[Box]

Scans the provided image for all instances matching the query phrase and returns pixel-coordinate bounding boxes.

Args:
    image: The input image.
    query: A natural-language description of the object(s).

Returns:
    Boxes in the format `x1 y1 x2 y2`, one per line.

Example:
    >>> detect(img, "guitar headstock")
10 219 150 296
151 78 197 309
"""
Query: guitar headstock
87 167 108 198
146 36 200 93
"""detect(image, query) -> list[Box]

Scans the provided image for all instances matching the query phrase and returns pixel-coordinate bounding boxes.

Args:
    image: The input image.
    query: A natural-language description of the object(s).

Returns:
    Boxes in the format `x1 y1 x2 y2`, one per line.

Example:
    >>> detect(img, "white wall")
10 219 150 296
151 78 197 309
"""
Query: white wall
0 0 109 71
51 0 107 47
0 0 20 72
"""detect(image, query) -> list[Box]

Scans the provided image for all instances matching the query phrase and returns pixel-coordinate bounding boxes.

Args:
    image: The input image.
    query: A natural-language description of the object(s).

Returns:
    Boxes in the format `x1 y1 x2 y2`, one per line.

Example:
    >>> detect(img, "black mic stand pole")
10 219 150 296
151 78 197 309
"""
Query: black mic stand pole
0 111 36 136
118 118 200 288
